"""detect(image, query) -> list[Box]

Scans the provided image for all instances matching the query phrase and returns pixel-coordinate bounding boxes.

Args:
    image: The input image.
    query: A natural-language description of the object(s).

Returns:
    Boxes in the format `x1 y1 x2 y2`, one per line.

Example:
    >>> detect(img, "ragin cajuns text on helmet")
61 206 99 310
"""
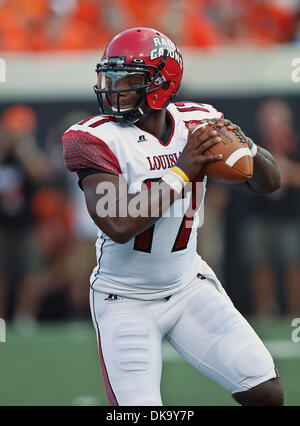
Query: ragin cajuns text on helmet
94 27 183 124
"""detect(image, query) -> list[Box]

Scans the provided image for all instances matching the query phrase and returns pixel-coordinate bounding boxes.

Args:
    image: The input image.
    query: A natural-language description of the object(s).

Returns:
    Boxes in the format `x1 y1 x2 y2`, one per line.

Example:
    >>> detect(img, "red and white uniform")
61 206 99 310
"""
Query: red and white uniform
63 102 222 299
62 102 277 406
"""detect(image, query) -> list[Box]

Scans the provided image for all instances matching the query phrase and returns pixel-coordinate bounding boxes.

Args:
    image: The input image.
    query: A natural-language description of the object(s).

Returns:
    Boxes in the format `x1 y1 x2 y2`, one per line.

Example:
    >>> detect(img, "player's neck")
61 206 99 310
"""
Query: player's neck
135 109 167 140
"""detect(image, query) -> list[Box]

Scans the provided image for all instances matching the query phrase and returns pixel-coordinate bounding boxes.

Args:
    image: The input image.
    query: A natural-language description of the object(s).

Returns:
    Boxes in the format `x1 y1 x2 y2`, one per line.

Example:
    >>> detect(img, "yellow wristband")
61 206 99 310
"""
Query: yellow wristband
171 166 190 183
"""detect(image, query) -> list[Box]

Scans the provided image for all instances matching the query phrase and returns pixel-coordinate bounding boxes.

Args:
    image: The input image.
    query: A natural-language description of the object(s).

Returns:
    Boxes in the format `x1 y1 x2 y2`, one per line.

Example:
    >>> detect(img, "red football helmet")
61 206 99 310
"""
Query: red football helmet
94 27 183 124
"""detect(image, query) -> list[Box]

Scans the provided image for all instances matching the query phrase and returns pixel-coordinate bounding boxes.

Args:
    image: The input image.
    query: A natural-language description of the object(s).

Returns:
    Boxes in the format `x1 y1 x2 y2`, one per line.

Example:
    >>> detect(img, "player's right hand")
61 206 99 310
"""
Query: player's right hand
176 122 223 180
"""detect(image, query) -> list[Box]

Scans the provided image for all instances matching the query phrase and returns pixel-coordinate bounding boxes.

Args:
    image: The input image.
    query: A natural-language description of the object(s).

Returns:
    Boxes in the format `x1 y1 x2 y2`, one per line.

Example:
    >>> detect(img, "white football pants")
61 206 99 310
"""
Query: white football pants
90 273 277 406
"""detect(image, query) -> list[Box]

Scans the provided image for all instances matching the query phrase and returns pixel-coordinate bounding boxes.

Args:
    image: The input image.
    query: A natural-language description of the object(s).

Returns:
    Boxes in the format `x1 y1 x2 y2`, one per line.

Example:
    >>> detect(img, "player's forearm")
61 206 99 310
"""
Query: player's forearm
245 146 281 194
91 181 179 243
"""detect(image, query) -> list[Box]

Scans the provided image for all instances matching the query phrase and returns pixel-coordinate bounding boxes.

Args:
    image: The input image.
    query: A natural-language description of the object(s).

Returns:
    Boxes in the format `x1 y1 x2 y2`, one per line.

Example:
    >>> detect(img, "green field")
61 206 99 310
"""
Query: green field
0 318 299 406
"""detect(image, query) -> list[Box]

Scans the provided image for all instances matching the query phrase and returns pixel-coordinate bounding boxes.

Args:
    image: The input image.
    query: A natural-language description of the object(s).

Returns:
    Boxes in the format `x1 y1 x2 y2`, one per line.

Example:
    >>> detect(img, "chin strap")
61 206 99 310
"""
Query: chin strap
113 93 150 124
115 107 144 125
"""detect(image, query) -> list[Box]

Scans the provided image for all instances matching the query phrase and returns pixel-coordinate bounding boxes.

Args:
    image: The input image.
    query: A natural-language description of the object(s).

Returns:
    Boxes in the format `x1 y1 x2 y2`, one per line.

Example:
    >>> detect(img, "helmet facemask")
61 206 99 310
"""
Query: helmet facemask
94 52 169 125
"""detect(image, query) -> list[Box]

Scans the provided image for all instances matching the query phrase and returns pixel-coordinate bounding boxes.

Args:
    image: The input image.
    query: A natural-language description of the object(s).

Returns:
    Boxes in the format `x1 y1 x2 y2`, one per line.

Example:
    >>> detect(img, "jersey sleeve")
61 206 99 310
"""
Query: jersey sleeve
170 101 224 128
201 103 224 119
61 129 121 176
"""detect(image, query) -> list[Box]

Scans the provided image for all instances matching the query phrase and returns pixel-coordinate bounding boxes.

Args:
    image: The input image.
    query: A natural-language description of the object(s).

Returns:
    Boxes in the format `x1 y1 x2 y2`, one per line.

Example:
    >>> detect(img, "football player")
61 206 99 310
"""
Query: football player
62 27 283 406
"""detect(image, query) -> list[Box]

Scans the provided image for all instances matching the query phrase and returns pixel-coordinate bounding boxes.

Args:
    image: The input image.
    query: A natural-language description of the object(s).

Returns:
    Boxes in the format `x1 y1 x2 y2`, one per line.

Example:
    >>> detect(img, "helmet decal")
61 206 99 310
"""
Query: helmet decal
150 36 183 69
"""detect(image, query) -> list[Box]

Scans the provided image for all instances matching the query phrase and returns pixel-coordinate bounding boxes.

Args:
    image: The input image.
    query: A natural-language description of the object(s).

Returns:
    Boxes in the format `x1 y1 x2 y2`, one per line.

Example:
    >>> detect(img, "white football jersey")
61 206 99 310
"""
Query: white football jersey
62 102 223 299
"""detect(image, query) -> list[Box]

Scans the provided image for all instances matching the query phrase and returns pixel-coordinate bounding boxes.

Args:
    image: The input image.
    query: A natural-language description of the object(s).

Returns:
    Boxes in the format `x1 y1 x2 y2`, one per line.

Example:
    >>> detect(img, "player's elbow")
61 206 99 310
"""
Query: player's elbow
272 171 282 192
90 213 132 244
100 228 131 244
254 166 282 195
266 168 282 193
110 231 132 244
109 224 135 244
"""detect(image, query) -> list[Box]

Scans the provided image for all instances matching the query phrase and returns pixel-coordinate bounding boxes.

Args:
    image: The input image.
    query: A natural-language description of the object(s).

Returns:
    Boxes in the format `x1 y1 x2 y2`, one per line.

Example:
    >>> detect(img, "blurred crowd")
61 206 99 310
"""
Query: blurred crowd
0 105 98 328
1 0 300 51
0 99 299 329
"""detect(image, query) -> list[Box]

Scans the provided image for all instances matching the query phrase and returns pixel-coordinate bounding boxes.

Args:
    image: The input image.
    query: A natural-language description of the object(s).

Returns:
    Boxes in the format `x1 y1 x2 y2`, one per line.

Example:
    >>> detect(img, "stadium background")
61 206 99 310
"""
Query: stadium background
0 0 300 406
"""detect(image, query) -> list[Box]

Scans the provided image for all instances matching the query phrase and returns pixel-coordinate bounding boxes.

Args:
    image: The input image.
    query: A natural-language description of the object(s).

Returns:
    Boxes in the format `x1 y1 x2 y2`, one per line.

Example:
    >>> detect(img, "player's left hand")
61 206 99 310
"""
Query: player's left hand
206 118 249 145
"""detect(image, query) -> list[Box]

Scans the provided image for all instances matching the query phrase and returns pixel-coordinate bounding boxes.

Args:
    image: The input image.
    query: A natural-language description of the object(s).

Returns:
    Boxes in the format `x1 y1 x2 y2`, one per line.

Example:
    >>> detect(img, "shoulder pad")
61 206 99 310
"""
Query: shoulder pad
61 128 121 175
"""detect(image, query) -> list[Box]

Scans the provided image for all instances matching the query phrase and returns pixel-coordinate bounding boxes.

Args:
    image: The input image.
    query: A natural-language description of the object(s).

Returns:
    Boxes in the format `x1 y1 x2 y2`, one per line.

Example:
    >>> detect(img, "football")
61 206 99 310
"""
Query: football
192 122 253 183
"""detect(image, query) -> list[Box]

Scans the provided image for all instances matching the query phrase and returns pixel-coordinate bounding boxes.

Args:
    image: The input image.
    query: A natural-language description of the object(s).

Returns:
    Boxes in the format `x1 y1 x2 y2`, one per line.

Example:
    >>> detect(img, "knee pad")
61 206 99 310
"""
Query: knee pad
216 326 274 380
234 343 274 378
113 322 151 372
